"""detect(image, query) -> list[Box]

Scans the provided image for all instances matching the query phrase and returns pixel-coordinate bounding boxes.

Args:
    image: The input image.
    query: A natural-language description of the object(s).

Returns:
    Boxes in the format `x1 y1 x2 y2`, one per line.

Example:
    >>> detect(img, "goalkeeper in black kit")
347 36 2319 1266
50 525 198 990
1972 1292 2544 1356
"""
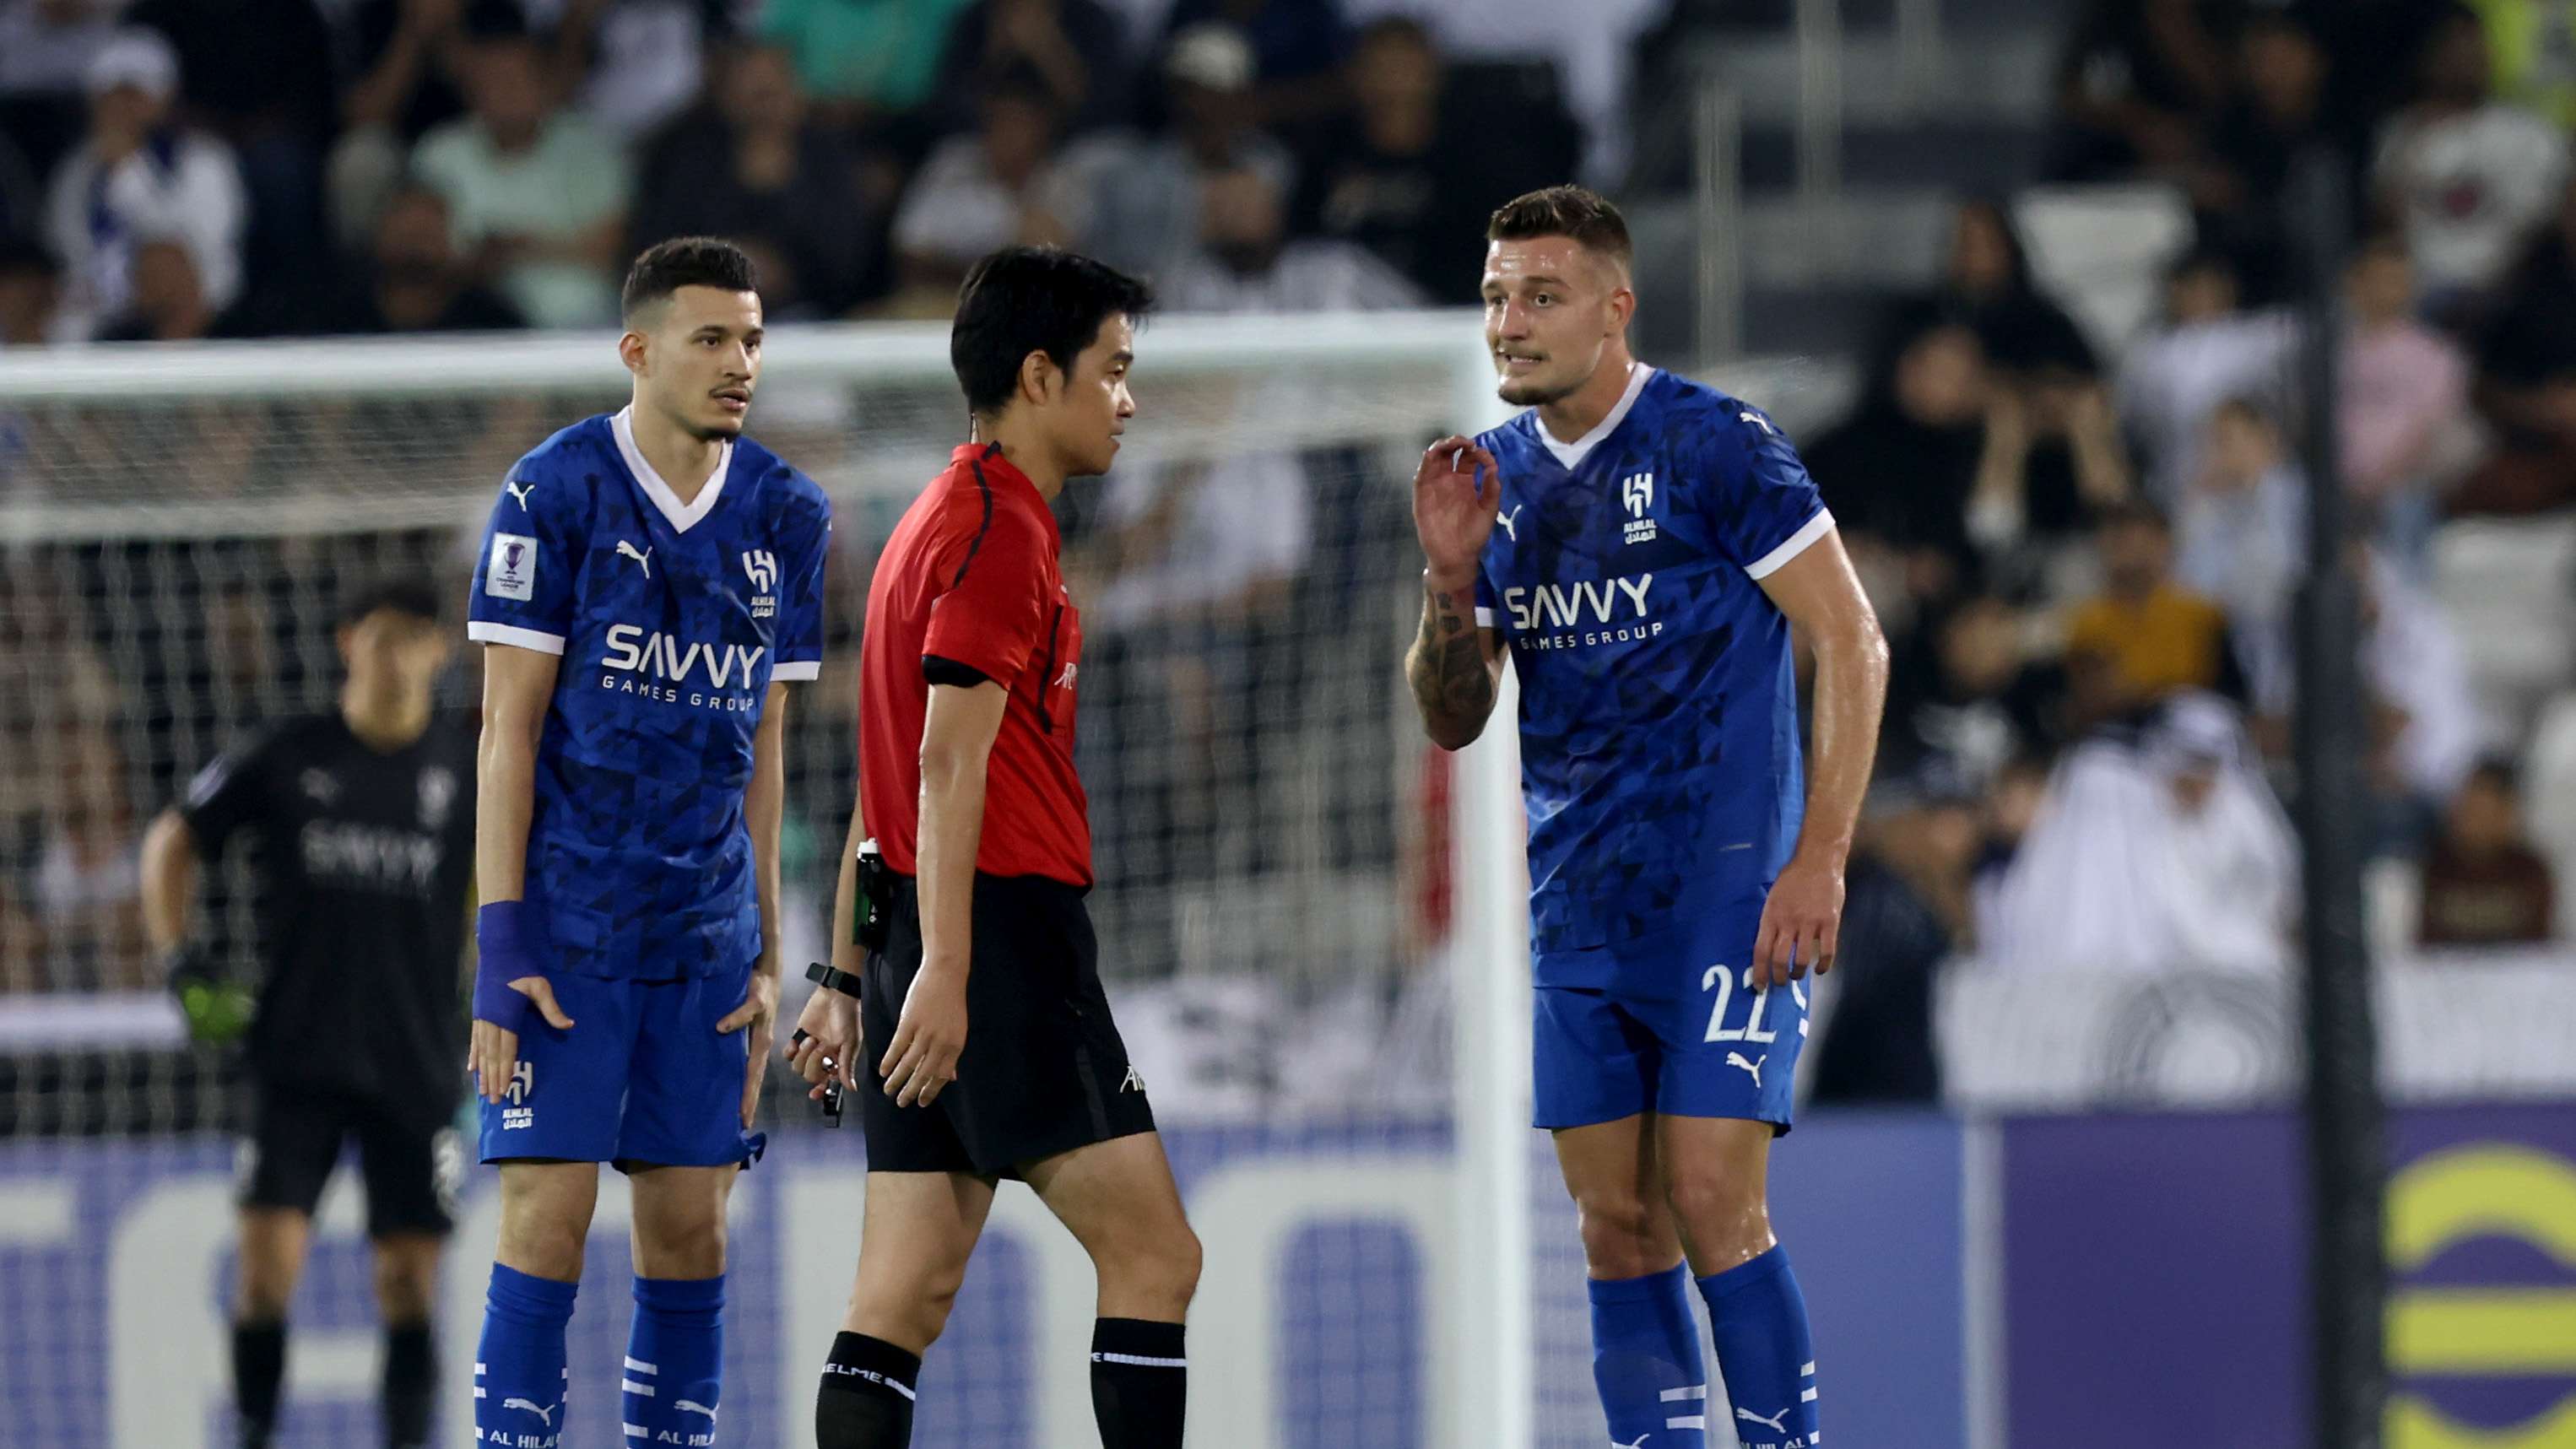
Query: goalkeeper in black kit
139 578 479 1449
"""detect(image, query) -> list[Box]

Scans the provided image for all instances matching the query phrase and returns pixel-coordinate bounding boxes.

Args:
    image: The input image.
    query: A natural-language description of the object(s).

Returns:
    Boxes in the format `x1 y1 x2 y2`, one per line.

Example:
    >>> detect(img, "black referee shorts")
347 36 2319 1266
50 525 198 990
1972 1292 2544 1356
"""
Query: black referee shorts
859 873 1156 1179
239 1084 463 1237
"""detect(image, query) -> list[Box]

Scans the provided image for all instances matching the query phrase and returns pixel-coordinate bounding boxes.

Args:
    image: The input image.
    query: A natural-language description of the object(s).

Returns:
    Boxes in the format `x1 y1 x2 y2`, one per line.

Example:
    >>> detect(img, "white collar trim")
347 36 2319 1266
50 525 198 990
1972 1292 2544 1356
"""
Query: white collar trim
1535 363 1655 471
611 406 733 534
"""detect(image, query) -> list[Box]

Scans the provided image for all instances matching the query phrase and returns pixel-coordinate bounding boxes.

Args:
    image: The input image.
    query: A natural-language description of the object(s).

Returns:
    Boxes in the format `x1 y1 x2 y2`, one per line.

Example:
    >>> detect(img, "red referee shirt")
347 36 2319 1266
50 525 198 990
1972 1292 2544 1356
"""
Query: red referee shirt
859 443 1090 887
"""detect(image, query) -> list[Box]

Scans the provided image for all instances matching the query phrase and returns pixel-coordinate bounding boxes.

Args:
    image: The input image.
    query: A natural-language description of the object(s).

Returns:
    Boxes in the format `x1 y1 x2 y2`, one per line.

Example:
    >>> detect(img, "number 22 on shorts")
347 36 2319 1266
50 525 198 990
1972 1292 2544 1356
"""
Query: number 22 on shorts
1702 964 1806 1044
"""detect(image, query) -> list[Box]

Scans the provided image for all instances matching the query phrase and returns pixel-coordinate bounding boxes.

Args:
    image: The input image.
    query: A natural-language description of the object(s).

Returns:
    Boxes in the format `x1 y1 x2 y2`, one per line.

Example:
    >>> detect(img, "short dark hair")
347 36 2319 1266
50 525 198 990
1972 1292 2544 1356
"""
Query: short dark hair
1486 186 1634 273
621 236 758 321
950 246 1153 418
338 576 442 629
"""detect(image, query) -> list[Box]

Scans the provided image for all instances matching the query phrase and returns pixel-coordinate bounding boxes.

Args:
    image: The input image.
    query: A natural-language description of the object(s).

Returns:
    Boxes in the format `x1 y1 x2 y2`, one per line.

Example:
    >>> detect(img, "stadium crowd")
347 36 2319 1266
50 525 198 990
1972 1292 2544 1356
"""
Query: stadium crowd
3 0 2576 1118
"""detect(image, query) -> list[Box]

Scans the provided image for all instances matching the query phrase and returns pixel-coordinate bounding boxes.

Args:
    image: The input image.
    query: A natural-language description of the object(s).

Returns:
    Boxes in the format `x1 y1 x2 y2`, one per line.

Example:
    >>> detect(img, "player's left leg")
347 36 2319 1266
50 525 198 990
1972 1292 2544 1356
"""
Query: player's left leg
1023 1133 1202 1449
353 1106 460 1449
234 1086 348 1448
613 966 767 1446
1650 963 1818 1449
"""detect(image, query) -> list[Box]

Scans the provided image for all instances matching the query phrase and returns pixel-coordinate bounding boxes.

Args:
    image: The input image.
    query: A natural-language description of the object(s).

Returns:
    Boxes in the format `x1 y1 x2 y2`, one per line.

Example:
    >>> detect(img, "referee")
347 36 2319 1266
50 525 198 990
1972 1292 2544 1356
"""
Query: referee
787 246 1201 1449
139 577 477 1449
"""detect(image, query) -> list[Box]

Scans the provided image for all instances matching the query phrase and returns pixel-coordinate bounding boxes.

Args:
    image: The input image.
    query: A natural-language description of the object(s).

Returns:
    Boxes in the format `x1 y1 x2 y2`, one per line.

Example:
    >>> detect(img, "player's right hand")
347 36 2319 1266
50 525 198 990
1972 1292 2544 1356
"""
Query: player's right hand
471 976 574 1104
879 965 968 1110
1412 435 1503 581
787 983 860 1099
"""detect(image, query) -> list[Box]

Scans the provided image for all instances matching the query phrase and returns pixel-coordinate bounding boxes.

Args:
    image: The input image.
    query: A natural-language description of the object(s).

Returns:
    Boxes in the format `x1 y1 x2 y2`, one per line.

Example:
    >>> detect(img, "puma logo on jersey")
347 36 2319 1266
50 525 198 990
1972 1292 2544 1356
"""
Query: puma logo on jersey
1496 505 1523 543
616 539 652 577
501 1398 555 1426
1727 1052 1766 1088
1740 410 1776 435
505 479 536 511
1737 1405 1790 1433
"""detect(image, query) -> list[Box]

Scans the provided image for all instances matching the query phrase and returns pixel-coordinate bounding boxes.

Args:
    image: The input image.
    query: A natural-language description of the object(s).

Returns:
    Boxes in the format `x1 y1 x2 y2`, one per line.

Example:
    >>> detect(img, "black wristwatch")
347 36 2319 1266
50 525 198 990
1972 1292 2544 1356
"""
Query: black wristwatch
806 960 863 999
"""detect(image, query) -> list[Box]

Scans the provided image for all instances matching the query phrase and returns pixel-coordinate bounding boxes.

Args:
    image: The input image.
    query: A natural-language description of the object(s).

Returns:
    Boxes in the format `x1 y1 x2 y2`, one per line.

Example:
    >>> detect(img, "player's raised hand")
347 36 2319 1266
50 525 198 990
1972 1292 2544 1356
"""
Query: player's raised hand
469 976 574 1104
1412 435 1503 581
879 966 968 1110
787 984 860 1098
1752 855 1845 988
717 969 780 1128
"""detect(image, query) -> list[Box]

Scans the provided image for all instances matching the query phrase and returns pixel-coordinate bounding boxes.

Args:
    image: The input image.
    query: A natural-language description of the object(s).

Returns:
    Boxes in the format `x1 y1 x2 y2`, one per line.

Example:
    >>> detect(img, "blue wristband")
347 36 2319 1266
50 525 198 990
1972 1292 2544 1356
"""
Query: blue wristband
474 900 545 1033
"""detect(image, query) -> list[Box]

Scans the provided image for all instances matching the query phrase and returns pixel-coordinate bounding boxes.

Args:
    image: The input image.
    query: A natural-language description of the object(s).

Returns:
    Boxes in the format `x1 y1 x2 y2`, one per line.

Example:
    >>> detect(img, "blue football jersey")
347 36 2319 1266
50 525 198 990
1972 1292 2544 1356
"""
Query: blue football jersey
1475 366 1832 994
467 408 830 980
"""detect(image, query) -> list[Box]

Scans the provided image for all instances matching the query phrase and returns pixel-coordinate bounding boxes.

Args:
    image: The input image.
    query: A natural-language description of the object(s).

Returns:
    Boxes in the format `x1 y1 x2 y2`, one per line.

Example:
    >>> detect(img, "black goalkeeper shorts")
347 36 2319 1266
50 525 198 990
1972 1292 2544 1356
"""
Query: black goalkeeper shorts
239 1084 463 1236
858 873 1156 1179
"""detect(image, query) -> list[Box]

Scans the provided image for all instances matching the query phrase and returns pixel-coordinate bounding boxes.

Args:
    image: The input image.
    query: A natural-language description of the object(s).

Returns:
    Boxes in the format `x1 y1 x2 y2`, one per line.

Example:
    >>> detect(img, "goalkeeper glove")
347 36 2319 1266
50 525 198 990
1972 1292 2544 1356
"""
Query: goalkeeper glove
165 945 253 1046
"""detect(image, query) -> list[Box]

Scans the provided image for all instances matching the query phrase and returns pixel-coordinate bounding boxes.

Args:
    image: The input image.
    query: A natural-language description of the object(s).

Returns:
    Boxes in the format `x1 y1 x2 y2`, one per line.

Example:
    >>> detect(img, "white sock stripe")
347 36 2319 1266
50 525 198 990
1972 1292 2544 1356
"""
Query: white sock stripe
1811 1430 1823 1443
1801 1360 1816 1376
1090 1351 1189 1369
472 1387 486 1398
474 1362 487 1375
621 1379 655 1397
1659 1386 1708 1402
624 1357 658 1375
889 1379 918 1401
1802 1386 1820 1402
623 1427 648 1439
1665 1414 1708 1430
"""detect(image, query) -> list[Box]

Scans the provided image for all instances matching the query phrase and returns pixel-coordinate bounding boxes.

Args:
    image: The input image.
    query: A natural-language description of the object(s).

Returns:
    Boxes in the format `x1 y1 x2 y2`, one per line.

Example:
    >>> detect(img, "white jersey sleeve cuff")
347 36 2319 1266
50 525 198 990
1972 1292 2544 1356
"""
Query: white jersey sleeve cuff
1744 508 1836 581
771 659 823 681
467 621 567 655
1475 608 1497 628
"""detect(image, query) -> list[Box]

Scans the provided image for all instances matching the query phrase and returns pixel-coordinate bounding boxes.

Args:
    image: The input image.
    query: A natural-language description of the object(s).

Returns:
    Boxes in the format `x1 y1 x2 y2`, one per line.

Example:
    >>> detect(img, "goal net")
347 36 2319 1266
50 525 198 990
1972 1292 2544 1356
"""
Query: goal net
0 315 1610 1448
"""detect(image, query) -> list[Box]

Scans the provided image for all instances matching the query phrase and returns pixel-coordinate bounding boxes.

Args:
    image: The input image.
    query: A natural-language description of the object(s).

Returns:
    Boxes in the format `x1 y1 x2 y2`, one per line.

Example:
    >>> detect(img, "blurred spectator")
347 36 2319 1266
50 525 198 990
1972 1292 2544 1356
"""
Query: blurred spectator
95 235 215 342
125 0 337 285
1158 0 1353 132
890 68 1084 296
2459 176 2576 514
1160 162 1419 311
1291 16 1572 304
413 30 630 328
2117 246 2297 503
0 0 119 182
2341 232 2468 560
1967 362 2136 578
2372 8 2566 308
41 30 247 341
2468 0 2576 128
1810 766 1978 1106
2359 544 2483 808
1881 592 2069 791
933 0 1131 137
25 728 150 992
553 0 739 143
1986 692 2297 974
2418 756 2555 944
0 235 65 346
630 41 879 317
759 0 977 118
2174 398 2303 683
1935 197 2101 381
307 183 525 334
331 0 527 248
1062 22 1294 283
2065 503 2249 722
2194 10 2334 295
1805 312 1990 615
2045 0 2237 184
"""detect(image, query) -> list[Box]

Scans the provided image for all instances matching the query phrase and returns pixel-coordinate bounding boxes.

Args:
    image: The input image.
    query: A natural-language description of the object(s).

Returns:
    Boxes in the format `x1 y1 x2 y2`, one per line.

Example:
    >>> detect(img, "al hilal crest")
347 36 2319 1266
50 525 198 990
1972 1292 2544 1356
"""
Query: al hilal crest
743 549 778 619
1621 472 1658 545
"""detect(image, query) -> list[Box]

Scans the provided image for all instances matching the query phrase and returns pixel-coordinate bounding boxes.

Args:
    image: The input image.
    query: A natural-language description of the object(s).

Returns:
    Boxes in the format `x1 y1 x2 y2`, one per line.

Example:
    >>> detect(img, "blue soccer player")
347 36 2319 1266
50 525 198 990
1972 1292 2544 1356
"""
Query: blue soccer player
1406 187 1888 1449
463 236 830 1447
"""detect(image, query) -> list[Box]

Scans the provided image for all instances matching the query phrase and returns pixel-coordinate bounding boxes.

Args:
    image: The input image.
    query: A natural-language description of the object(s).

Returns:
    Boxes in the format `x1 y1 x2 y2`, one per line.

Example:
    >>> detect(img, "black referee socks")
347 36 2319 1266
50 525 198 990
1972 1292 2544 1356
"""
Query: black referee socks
1090 1317 1188 1449
817 1331 921 1449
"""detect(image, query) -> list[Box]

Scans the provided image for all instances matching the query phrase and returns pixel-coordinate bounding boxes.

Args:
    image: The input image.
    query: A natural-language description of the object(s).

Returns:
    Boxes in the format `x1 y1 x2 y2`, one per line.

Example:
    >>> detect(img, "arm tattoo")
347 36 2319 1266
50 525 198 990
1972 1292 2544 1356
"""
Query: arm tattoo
1408 587 1495 743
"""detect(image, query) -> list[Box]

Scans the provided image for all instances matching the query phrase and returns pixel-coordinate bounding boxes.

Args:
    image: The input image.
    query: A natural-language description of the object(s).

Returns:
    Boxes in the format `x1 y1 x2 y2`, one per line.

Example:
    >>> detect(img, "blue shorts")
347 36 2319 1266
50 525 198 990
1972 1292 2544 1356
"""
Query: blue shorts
479 965 760 1169
1532 919 1810 1133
